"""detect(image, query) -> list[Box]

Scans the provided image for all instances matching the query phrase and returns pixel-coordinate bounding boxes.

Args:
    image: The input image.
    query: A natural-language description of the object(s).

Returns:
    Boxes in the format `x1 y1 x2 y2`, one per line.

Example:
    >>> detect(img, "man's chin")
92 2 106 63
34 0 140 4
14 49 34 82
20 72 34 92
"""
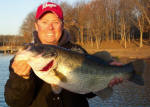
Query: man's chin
43 41 58 45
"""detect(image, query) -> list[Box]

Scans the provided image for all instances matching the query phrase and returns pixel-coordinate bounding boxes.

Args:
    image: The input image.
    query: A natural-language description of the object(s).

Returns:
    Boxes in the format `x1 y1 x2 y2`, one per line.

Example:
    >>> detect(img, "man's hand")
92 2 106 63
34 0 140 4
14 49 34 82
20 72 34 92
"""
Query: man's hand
12 60 31 79
108 61 123 87
108 77 123 87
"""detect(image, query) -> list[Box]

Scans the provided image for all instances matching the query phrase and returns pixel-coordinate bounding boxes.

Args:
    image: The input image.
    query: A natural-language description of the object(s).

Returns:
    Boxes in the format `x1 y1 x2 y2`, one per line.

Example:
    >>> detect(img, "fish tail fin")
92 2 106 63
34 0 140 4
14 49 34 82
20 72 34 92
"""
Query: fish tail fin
129 59 146 85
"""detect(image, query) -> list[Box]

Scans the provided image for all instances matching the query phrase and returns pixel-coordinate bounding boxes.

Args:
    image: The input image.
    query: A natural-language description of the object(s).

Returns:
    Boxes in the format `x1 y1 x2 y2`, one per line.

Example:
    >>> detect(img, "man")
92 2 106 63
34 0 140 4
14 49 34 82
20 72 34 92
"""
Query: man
4 2 122 107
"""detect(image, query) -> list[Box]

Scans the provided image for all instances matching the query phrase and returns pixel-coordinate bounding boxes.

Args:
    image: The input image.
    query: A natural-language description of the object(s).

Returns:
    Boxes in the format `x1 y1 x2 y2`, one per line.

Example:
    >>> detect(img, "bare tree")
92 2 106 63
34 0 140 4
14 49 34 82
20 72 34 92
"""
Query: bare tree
19 11 36 43
129 0 150 47
17 0 150 49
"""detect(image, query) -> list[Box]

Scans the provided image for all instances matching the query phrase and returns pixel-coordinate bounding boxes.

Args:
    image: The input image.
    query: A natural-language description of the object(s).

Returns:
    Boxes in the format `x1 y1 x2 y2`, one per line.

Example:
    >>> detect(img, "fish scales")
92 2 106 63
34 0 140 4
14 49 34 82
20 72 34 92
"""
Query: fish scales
14 44 145 99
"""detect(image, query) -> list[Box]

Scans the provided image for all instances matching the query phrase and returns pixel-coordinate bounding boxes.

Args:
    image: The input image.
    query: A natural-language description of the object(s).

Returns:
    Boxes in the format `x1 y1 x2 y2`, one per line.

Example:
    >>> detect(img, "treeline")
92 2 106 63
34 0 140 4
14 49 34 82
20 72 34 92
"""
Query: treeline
0 35 25 46
62 0 150 48
6 0 150 48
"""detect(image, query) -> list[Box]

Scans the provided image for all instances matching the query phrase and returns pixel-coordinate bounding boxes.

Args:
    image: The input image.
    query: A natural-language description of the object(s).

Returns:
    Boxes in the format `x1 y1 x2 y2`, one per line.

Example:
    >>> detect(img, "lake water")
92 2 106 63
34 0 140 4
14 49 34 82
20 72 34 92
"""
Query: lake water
0 54 150 107
0 54 13 107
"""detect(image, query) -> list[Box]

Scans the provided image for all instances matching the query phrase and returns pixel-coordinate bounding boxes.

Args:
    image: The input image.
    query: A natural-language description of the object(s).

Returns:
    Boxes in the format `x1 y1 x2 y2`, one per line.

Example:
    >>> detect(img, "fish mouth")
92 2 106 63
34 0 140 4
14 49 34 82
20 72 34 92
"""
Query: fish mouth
40 60 54 72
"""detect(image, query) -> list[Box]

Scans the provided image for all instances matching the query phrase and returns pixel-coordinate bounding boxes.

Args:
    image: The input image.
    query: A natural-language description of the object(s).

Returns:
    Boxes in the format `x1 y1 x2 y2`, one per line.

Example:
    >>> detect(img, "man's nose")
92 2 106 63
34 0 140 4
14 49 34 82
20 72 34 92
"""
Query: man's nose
48 23 54 30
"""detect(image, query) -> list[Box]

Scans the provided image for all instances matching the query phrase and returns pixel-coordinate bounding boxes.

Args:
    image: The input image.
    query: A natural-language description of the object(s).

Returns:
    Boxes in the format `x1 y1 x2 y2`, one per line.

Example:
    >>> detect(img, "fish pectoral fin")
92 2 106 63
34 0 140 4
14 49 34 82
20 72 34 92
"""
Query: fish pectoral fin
53 69 67 82
93 87 113 100
51 84 62 94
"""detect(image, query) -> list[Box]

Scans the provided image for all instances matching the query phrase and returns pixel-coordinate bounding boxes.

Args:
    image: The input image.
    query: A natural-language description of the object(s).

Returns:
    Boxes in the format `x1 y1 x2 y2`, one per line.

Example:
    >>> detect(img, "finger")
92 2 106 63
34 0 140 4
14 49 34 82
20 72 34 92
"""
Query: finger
108 79 115 87
109 83 113 87
115 78 123 84
14 62 27 71
110 61 123 66
115 78 120 84
17 64 30 75
13 62 29 75
109 78 119 87
12 60 27 69
21 65 31 76
12 61 18 69
119 78 123 82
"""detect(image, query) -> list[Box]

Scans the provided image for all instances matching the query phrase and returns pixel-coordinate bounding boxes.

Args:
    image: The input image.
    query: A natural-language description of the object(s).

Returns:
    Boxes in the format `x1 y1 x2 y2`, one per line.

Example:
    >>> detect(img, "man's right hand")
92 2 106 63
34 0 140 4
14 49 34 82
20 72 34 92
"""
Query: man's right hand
12 60 31 79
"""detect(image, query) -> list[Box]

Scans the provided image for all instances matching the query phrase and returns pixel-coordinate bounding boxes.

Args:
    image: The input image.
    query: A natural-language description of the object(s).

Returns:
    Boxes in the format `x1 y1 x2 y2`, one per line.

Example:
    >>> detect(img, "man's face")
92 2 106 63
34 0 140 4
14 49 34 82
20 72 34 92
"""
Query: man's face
35 12 63 45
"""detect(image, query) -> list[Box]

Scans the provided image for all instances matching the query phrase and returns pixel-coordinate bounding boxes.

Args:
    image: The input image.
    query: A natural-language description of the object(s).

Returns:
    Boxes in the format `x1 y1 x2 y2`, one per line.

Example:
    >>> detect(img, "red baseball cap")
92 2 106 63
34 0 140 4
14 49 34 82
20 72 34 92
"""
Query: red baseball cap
35 2 63 20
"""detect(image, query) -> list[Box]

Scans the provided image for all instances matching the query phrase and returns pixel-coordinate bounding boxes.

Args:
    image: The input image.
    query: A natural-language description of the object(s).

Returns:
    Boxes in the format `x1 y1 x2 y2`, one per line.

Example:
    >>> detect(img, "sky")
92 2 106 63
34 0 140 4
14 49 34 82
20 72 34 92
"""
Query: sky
0 0 89 35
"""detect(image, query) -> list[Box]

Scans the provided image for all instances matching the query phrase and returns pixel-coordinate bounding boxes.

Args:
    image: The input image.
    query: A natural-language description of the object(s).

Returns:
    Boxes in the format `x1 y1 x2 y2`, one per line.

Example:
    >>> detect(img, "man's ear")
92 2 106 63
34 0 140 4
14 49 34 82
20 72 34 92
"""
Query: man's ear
35 23 38 31
61 20 64 28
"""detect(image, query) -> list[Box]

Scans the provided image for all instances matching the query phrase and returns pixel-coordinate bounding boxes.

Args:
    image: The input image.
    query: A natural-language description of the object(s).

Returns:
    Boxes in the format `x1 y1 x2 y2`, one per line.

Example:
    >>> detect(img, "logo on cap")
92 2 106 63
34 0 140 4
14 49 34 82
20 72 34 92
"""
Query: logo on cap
42 3 57 9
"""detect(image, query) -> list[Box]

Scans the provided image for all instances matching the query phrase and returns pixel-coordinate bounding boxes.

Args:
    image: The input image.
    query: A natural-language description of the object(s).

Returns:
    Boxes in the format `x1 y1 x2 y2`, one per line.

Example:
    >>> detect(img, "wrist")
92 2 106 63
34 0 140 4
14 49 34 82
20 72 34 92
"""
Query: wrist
22 72 31 79
22 75 30 79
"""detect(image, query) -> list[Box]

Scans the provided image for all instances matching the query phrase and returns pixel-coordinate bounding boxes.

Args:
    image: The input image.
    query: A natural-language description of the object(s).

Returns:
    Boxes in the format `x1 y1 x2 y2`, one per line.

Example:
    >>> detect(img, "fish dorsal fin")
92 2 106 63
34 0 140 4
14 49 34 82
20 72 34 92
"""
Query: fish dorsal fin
93 87 113 100
51 84 62 94
92 51 113 62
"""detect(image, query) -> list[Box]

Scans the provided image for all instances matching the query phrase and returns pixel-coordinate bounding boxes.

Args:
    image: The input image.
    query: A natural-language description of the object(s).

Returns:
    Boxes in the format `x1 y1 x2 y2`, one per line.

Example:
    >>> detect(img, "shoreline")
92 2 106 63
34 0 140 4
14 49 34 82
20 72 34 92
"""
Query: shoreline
1 47 150 59
84 47 150 59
